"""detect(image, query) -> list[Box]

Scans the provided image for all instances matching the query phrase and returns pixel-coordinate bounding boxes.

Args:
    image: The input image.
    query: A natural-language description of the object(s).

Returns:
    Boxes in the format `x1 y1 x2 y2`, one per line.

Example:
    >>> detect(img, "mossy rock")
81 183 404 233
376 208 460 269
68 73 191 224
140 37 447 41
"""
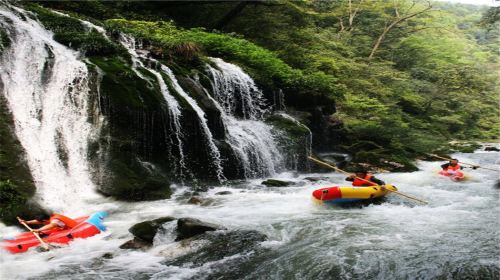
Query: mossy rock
89 57 164 109
266 113 310 138
25 4 124 57
100 156 172 201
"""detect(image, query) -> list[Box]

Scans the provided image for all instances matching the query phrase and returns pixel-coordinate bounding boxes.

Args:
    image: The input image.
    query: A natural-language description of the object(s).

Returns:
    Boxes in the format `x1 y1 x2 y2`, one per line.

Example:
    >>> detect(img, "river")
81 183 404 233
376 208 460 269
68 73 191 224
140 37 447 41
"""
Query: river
1 149 498 280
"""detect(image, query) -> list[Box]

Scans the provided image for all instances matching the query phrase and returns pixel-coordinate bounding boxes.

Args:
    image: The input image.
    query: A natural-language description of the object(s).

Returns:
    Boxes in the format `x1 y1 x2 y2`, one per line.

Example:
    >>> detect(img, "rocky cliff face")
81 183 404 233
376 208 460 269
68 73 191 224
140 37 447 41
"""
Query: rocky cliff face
0 3 316 222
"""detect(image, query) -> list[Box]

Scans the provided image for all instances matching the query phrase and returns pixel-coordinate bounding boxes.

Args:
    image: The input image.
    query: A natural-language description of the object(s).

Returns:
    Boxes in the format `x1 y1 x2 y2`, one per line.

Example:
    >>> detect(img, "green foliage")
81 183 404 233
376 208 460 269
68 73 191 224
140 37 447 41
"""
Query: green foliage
0 180 28 221
24 3 125 56
105 19 341 107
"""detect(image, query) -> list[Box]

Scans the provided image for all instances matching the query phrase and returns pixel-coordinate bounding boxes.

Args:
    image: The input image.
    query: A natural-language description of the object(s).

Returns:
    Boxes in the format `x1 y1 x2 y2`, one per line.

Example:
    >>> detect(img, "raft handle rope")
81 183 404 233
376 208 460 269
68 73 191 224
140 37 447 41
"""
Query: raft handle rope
307 156 428 205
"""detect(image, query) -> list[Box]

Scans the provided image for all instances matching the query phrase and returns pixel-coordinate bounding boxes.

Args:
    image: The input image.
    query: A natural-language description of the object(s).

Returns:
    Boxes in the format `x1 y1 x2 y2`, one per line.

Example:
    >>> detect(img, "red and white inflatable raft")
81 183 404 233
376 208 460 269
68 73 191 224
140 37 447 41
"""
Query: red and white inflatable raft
2 211 107 254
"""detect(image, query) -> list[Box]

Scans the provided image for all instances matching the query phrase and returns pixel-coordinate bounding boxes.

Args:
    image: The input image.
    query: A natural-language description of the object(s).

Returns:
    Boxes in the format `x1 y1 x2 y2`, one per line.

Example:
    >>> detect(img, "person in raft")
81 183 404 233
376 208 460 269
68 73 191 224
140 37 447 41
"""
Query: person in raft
345 170 385 187
441 158 463 173
18 213 78 233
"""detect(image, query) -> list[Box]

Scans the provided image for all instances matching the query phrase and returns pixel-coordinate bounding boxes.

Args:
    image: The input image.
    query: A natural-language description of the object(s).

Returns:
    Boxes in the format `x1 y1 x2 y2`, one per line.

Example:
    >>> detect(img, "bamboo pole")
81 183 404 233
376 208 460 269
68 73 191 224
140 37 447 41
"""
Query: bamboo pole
308 156 428 204
428 154 500 173
17 217 50 251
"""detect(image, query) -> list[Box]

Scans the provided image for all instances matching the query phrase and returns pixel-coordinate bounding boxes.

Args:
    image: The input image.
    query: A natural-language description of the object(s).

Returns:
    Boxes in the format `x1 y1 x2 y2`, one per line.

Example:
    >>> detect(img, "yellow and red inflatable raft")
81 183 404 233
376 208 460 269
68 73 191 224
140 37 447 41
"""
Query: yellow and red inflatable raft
312 184 397 205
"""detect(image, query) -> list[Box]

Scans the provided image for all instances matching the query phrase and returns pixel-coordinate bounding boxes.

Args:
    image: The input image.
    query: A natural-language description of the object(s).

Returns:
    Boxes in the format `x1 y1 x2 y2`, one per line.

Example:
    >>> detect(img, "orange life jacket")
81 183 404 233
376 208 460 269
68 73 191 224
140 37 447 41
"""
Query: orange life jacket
352 174 377 187
50 214 78 229
444 164 461 171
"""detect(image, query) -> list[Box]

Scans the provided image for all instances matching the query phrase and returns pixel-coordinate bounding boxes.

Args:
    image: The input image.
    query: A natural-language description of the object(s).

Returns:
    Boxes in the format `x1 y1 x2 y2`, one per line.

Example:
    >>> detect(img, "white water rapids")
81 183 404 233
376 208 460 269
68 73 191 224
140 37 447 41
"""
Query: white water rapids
1 150 498 279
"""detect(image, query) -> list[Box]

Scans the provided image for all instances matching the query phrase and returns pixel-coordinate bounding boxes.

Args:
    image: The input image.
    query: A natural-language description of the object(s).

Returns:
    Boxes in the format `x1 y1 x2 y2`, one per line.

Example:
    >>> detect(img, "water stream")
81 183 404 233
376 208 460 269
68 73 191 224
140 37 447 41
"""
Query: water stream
1 150 498 280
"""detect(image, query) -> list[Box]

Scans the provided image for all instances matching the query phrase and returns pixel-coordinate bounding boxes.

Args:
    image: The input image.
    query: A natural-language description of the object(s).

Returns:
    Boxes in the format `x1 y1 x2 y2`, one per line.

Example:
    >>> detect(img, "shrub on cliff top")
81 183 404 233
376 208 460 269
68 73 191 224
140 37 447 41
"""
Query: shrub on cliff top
105 19 341 104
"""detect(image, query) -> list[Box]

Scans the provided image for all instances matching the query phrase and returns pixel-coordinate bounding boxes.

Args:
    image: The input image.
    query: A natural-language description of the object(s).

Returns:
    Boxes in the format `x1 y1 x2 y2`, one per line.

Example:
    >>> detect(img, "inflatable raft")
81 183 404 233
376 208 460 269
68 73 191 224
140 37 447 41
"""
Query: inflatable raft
312 185 397 205
2 211 108 254
438 170 465 182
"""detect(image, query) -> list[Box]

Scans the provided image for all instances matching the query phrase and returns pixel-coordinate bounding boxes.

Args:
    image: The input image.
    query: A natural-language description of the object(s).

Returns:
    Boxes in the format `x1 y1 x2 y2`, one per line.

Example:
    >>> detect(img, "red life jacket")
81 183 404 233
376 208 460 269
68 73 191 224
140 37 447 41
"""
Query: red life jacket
444 164 461 171
352 174 377 187
50 214 78 229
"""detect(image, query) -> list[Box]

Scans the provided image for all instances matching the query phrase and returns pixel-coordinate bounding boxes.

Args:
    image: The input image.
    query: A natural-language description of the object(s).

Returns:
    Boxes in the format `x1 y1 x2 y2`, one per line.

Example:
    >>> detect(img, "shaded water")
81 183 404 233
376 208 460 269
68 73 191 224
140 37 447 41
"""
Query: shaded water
1 150 498 280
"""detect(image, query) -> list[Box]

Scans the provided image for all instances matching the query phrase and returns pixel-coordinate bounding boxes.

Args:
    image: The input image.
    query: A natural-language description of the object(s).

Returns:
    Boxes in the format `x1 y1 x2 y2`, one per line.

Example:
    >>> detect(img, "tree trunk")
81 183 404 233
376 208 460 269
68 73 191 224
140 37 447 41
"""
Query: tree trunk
368 2 432 60
213 1 250 30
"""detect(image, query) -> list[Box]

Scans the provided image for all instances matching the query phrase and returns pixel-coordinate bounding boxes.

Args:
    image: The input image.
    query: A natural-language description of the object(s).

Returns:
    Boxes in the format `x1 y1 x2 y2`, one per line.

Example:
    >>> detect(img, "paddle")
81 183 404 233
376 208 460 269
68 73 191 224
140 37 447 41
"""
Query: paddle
428 153 500 173
17 217 50 251
308 156 428 205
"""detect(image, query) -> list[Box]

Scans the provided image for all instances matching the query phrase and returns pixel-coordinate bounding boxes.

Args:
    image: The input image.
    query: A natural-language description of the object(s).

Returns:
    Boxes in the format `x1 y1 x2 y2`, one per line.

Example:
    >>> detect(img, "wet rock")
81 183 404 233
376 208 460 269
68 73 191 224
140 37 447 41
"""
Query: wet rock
266 113 312 171
119 238 152 250
484 146 500 152
215 191 232 195
187 196 203 205
169 230 267 265
176 218 226 241
102 253 114 259
0 95 49 225
261 179 294 187
166 230 268 279
129 216 176 243
304 176 330 182
495 180 500 189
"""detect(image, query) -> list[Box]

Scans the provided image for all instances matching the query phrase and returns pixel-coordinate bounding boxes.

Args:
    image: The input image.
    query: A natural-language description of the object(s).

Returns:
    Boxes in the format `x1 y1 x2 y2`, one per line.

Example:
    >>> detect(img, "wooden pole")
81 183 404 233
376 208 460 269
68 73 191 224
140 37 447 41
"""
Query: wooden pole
308 156 428 204
17 217 50 251
428 154 500 173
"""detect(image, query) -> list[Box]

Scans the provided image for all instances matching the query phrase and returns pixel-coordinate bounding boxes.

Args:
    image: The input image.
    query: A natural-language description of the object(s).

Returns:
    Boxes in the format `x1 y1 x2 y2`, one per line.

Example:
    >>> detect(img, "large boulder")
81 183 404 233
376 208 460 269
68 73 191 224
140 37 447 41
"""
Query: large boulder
120 216 175 250
130 217 176 243
176 218 226 241
261 179 294 187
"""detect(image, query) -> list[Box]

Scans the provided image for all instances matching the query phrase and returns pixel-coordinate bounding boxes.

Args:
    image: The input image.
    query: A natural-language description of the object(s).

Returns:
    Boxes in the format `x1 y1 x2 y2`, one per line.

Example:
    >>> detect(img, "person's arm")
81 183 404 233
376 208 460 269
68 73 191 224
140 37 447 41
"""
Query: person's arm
441 163 449 170
371 177 385 185
18 219 45 225
345 175 355 182
32 222 58 233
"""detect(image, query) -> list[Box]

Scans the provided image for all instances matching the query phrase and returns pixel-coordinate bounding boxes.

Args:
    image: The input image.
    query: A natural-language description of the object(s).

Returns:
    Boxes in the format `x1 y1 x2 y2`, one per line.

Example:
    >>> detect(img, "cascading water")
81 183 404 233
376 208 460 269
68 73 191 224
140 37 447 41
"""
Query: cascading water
0 6 100 215
160 65 225 182
207 58 268 120
119 34 224 182
206 58 283 178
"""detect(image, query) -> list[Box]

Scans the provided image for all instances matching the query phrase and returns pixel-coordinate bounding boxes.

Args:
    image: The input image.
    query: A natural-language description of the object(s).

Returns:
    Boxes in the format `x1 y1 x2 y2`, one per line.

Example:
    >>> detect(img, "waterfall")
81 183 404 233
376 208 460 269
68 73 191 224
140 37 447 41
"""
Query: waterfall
160 65 225 182
207 58 268 120
206 58 283 178
149 69 188 179
0 6 100 215
119 35 224 182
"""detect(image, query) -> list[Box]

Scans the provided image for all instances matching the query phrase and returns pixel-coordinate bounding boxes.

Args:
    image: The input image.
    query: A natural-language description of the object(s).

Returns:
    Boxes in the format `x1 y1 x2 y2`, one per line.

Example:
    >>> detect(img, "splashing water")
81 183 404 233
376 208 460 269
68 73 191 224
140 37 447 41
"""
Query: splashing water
206 60 283 177
0 6 100 215
207 57 268 120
